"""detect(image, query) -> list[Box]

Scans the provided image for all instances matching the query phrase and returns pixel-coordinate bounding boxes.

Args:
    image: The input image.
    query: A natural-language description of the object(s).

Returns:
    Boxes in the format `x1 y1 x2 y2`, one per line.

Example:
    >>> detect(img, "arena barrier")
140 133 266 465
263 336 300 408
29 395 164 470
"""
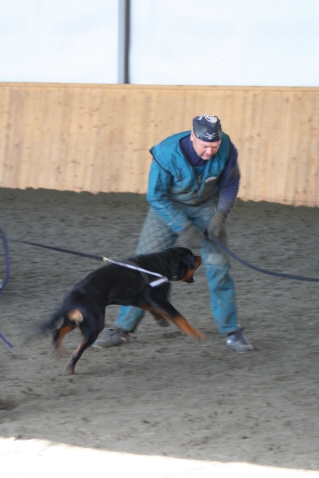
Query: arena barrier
0 83 318 206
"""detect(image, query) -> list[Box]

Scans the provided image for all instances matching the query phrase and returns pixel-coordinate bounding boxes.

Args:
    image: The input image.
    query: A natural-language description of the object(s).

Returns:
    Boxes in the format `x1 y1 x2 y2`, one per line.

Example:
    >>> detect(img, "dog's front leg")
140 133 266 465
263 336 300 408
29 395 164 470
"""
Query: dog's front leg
143 294 205 342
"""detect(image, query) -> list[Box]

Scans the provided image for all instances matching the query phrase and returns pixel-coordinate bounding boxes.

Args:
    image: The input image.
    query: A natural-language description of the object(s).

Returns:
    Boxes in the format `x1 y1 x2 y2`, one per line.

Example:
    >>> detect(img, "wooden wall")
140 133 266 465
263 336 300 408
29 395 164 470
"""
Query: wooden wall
0 83 318 206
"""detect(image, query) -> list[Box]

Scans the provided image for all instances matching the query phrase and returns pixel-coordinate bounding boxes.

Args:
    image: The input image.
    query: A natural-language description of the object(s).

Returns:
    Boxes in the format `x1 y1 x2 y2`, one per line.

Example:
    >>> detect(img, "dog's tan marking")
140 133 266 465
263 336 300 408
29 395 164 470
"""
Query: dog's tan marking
67 309 83 326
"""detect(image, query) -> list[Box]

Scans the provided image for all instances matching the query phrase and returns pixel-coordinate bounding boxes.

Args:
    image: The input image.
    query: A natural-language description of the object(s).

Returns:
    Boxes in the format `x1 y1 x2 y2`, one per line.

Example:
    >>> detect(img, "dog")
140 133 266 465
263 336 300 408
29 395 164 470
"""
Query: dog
41 247 204 374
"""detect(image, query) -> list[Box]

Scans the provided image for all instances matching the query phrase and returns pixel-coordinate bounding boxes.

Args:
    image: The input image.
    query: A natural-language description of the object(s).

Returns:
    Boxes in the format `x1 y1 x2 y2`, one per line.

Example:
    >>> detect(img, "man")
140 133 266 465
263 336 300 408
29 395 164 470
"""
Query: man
94 115 254 352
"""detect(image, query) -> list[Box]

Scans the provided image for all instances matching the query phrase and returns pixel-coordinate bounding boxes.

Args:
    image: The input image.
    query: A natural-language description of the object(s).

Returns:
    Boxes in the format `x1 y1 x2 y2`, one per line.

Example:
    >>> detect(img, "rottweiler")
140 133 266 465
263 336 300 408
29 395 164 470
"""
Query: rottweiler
41 247 204 374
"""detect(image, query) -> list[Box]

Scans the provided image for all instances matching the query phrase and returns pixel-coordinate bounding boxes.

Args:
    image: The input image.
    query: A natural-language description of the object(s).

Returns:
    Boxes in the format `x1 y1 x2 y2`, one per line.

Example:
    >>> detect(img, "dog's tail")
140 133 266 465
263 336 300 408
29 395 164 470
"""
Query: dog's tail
39 312 62 335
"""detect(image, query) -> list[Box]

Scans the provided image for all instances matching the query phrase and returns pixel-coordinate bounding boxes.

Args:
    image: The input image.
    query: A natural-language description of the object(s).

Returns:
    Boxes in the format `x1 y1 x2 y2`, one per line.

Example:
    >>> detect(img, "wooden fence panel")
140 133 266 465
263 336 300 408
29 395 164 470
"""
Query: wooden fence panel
0 83 318 206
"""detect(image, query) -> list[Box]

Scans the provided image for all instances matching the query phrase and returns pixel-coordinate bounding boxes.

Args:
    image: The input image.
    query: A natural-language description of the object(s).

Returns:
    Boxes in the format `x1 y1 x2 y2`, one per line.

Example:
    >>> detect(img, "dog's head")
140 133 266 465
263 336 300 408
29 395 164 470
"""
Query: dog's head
163 247 202 283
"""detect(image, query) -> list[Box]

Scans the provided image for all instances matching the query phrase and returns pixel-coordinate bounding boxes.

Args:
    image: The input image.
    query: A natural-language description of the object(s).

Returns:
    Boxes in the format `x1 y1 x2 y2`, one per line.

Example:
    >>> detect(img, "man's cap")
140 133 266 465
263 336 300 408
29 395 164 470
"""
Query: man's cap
192 115 222 142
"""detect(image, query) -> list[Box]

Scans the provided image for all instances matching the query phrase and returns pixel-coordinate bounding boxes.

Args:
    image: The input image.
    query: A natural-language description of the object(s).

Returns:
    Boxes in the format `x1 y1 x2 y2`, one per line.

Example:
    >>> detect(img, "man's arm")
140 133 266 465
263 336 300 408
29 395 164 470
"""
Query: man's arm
217 142 240 214
146 158 192 234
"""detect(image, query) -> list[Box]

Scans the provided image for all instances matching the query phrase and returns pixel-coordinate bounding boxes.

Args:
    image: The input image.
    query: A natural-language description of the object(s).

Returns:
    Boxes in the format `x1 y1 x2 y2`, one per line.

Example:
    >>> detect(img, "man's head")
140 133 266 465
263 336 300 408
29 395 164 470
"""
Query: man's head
190 115 222 160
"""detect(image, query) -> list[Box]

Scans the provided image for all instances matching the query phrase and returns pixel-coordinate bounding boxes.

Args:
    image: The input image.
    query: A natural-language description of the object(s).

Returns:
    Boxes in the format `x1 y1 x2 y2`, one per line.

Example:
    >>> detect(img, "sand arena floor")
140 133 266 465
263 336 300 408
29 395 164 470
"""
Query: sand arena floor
1 187 319 476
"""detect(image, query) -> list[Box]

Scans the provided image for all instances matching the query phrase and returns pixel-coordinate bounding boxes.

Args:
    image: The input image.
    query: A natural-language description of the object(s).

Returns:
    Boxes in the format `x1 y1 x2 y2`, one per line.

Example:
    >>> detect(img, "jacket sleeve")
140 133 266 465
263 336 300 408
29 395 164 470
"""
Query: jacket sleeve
146 157 192 234
217 141 240 214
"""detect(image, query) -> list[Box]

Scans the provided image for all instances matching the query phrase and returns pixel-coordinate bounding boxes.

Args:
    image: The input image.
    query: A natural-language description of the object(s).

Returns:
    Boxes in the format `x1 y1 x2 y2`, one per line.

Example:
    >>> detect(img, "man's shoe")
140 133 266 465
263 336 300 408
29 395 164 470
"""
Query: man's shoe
226 328 254 353
93 328 131 348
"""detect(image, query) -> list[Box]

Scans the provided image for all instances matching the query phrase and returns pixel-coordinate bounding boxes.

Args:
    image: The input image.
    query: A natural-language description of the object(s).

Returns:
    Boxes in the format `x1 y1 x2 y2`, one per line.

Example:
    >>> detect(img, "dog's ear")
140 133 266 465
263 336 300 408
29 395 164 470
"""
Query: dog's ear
182 252 197 269
184 251 201 269
194 255 202 268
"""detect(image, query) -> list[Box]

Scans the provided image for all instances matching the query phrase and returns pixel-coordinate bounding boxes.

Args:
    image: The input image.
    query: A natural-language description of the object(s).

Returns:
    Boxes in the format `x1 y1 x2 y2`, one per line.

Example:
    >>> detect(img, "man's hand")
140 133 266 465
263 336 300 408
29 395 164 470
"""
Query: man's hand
177 225 203 250
206 211 227 244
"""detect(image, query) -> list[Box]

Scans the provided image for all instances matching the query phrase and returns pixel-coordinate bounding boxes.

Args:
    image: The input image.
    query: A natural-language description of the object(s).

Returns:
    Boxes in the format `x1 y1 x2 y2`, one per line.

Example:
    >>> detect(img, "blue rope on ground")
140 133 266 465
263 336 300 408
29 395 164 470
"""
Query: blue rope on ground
13 233 319 282
211 235 319 282
0 332 13 348
13 238 105 262
0 227 12 348
0 226 11 293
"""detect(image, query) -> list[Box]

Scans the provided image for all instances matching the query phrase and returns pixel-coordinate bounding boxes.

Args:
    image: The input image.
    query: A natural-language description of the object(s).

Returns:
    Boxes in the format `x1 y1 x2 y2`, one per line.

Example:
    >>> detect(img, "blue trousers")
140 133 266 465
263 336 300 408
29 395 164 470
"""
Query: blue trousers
115 203 239 335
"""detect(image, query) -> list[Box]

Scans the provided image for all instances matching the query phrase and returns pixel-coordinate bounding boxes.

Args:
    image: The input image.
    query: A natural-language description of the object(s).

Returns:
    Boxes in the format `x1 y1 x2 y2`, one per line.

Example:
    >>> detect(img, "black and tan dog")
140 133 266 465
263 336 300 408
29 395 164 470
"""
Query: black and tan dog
41 247 204 374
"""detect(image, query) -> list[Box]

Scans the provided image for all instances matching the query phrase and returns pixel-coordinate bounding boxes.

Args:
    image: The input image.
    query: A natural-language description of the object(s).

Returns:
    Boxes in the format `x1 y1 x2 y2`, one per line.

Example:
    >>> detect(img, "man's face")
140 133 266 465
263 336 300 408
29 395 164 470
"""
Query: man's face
190 131 221 160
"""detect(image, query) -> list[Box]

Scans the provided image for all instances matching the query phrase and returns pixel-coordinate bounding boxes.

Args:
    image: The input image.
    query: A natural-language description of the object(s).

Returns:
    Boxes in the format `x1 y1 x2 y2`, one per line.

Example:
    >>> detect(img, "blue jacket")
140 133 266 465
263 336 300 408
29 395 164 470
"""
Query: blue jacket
147 130 239 233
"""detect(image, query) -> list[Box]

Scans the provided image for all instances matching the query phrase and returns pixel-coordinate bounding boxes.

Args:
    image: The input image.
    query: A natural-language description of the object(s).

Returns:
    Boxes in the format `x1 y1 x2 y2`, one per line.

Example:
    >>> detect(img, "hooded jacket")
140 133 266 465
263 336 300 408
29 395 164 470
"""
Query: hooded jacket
146 130 239 233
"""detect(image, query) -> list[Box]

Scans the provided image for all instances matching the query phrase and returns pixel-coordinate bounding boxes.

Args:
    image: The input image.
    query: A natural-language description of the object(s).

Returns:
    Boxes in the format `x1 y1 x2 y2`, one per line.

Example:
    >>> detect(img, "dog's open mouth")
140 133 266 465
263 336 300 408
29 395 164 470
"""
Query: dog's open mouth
186 276 196 283
183 270 197 283
183 255 201 283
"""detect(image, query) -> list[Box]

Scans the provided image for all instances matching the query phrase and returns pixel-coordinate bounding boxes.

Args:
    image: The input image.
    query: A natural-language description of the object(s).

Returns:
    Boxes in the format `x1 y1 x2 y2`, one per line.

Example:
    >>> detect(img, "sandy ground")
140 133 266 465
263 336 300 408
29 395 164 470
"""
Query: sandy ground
0 187 319 477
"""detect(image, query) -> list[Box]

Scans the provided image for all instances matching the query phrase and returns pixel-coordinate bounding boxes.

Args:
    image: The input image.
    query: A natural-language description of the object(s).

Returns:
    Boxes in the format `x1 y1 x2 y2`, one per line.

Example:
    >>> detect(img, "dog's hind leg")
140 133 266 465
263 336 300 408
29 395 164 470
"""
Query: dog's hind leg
63 332 99 375
53 323 75 352
63 317 105 375
64 338 88 375
51 309 83 352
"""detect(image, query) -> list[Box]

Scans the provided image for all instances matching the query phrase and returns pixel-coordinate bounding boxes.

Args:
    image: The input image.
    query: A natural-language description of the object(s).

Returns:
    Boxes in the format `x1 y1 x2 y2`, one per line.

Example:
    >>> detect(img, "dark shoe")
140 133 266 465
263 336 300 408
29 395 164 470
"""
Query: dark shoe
226 328 254 353
93 328 131 348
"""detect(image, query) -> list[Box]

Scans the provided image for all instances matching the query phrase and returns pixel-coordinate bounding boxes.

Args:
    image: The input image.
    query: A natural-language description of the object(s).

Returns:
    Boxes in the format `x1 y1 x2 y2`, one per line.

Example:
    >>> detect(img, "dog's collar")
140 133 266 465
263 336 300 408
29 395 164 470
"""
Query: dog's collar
103 257 169 287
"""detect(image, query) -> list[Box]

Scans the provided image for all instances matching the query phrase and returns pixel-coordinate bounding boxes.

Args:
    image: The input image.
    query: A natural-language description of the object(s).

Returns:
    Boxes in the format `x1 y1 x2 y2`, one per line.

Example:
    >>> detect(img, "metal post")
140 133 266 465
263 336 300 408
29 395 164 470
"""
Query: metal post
118 0 130 84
